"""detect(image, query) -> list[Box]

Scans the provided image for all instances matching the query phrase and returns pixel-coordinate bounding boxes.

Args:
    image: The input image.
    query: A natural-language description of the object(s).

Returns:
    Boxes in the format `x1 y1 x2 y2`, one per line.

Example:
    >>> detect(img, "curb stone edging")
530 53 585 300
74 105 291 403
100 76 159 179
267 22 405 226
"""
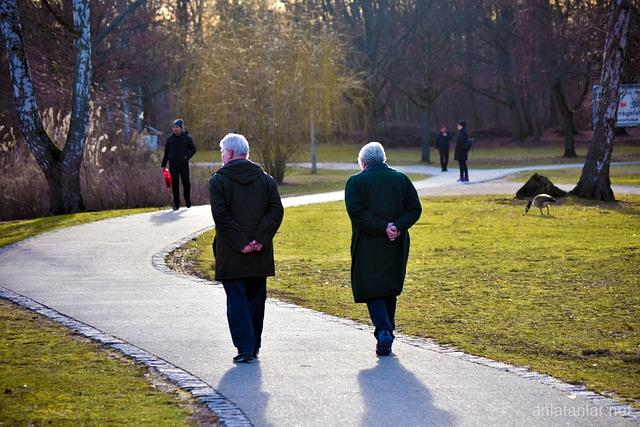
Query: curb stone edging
153 235 640 423
0 287 252 427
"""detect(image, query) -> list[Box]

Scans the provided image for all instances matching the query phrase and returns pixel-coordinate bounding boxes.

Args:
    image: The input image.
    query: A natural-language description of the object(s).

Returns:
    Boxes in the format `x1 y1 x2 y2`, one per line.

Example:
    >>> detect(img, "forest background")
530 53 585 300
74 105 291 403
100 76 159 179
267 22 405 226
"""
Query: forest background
1 0 639 220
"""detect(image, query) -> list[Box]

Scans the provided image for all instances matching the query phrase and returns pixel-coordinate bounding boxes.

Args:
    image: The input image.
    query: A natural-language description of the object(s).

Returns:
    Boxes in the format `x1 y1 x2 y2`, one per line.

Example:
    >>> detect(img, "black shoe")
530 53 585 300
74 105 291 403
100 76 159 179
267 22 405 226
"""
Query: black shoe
376 330 393 356
172 206 179 211
233 354 256 364
186 202 192 208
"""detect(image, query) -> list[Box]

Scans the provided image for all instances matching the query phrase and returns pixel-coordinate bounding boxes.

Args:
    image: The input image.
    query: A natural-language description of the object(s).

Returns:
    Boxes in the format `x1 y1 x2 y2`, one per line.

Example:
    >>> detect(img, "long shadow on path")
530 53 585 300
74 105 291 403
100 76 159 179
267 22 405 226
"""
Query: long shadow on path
359 356 454 427
216 363 271 427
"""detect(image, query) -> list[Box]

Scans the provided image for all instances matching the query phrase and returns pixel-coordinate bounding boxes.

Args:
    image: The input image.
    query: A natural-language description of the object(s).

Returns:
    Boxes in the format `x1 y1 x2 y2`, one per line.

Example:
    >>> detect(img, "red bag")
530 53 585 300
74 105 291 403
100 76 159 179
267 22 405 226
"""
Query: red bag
162 168 172 190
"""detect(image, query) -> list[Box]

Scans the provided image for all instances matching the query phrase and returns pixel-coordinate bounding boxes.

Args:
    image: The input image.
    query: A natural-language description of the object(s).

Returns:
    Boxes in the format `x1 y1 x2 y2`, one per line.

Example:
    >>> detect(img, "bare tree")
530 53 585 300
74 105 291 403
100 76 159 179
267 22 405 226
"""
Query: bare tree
571 0 632 201
0 0 146 214
1 0 91 213
397 0 457 163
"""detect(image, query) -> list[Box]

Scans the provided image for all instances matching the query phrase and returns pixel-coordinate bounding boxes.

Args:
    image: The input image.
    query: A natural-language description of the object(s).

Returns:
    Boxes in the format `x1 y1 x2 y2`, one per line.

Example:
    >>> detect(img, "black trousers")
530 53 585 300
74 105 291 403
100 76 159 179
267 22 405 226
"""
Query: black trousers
438 149 449 170
458 159 468 179
222 277 267 355
169 162 191 208
366 296 397 339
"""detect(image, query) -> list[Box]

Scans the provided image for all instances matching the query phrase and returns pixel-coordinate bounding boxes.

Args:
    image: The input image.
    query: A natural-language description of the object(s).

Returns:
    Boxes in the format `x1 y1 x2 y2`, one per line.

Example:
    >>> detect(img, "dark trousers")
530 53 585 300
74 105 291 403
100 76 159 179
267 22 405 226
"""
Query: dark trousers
169 162 191 208
438 149 449 171
222 277 267 355
366 296 397 339
458 159 468 180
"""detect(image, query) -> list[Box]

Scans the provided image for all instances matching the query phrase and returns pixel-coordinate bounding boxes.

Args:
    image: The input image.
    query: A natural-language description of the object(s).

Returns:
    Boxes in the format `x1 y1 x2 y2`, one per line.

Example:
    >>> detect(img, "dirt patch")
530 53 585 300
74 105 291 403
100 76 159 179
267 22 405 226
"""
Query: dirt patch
166 244 205 278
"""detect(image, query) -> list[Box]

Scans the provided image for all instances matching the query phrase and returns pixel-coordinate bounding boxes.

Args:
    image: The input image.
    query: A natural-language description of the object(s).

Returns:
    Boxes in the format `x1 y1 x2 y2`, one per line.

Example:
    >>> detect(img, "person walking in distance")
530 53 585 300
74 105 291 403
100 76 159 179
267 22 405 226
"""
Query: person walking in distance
209 133 284 363
345 142 422 356
435 126 452 172
454 120 471 182
162 119 196 210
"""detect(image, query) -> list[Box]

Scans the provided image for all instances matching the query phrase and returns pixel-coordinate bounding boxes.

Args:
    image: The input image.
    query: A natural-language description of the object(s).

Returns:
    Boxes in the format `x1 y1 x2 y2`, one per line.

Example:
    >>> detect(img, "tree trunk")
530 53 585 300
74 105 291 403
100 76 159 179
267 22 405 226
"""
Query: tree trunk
1 0 91 214
528 95 541 142
509 103 527 141
310 112 317 174
551 80 577 157
60 0 92 212
419 108 431 163
1 0 64 214
570 0 631 202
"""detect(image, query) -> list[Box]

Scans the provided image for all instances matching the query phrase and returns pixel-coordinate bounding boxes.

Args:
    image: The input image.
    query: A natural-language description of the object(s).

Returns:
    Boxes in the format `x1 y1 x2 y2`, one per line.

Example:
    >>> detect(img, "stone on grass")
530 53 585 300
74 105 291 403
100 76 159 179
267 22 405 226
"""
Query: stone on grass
516 173 568 199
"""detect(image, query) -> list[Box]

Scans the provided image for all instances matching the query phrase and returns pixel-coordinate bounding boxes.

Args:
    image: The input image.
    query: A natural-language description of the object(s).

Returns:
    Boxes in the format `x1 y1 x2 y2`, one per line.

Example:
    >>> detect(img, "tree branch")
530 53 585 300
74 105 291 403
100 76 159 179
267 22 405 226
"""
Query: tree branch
92 0 147 49
42 0 79 36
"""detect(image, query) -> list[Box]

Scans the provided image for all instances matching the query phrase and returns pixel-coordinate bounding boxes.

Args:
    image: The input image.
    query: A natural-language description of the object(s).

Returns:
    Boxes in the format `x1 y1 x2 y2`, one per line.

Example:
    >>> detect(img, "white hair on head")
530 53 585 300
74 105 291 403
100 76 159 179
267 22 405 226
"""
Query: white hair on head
220 133 250 156
358 141 386 165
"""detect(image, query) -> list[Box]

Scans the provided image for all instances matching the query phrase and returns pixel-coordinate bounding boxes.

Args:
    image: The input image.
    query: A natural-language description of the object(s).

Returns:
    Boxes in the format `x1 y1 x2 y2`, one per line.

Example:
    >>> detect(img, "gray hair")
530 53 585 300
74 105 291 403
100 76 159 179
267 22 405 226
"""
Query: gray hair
358 142 386 165
220 133 249 157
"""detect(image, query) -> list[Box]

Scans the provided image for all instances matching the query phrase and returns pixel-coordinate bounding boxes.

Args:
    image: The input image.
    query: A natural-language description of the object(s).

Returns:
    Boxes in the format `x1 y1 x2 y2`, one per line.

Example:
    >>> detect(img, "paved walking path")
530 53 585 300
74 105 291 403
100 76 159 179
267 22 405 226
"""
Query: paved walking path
1 163 639 426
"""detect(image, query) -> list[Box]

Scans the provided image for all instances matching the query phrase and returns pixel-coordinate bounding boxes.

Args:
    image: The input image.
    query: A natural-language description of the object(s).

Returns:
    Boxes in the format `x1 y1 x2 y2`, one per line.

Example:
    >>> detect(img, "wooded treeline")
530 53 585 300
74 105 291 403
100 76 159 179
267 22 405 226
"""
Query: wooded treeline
1 0 639 216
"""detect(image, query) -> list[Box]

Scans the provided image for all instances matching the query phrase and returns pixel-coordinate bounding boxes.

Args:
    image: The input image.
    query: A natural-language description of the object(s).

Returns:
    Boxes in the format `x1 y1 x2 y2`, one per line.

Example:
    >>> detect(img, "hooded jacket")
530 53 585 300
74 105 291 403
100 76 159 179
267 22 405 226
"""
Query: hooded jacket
161 131 196 168
209 159 284 280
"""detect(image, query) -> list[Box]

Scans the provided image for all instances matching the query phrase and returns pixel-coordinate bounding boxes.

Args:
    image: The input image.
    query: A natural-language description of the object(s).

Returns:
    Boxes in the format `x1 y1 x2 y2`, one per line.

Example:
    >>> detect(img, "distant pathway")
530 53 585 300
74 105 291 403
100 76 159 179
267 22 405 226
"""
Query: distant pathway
1 162 639 426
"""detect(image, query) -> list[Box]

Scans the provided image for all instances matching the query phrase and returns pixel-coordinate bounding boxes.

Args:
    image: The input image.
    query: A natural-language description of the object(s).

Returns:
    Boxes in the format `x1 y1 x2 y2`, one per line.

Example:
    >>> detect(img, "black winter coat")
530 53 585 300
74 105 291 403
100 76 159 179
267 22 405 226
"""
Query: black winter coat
161 131 196 167
209 159 284 281
345 163 422 303
454 128 471 161
435 132 452 151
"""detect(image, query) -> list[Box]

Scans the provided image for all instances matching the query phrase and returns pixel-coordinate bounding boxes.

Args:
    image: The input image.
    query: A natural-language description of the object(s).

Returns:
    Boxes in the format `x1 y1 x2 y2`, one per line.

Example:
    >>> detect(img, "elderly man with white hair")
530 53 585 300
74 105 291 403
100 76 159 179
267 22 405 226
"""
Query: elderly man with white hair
345 142 422 356
209 133 284 363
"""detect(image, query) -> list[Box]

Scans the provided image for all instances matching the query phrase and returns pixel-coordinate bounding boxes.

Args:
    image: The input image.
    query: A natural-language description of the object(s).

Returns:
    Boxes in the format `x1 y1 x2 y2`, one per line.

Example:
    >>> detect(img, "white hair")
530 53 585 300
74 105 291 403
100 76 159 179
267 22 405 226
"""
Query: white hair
358 142 386 166
220 133 249 156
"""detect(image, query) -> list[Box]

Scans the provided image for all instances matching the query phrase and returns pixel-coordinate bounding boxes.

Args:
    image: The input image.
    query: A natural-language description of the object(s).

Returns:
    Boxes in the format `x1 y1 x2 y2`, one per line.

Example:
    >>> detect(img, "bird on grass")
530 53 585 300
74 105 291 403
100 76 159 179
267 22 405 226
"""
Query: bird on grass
524 194 557 216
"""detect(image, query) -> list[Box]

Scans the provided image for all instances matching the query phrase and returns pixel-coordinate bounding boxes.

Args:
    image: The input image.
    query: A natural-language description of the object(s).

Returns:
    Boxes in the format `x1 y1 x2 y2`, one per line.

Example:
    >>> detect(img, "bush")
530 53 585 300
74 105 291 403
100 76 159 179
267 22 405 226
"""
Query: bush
0 129 210 221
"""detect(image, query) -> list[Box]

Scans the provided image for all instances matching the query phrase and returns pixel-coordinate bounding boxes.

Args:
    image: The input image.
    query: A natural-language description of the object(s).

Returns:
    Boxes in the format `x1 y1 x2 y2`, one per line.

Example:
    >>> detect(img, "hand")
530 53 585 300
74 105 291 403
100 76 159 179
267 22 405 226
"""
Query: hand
250 240 263 252
241 240 264 253
386 223 401 241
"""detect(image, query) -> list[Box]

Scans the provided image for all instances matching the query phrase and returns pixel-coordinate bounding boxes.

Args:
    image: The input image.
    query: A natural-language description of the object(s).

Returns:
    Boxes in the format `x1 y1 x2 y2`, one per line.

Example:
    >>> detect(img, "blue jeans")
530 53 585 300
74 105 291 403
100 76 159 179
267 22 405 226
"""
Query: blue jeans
222 277 267 355
366 296 397 339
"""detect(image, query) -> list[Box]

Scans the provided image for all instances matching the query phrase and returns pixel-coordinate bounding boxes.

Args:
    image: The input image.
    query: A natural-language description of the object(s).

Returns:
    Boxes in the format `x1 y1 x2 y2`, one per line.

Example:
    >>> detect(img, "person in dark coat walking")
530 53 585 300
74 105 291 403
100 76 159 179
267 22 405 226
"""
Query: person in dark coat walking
209 133 284 363
454 120 471 182
435 126 452 172
345 142 422 356
162 119 197 210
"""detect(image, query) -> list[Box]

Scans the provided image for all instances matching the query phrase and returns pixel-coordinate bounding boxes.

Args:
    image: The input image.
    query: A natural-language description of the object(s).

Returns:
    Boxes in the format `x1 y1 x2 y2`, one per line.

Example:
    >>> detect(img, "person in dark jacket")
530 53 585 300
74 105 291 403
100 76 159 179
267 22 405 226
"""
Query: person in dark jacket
345 142 422 356
209 133 284 363
454 120 471 182
435 126 452 172
161 119 197 210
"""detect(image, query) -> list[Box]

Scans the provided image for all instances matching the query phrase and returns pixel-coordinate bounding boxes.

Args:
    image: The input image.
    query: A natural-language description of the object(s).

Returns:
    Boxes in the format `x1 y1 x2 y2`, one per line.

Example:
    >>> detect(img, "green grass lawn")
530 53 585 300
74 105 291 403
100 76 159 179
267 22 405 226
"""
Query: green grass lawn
0 300 206 425
508 164 640 186
193 140 640 169
185 195 640 407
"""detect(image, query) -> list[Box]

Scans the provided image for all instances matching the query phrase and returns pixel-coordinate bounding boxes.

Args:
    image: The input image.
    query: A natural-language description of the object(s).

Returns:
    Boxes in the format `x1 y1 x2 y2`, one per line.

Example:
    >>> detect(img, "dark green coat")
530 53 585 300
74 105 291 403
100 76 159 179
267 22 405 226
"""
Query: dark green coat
345 163 422 303
209 159 284 281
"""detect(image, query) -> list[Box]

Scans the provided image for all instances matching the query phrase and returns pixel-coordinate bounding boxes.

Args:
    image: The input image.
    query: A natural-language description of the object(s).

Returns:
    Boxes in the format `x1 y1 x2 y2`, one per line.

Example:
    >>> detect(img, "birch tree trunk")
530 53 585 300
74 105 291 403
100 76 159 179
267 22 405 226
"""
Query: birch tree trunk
62 0 92 212
570 0 630 201
0 0 64 214
0 0 91 214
